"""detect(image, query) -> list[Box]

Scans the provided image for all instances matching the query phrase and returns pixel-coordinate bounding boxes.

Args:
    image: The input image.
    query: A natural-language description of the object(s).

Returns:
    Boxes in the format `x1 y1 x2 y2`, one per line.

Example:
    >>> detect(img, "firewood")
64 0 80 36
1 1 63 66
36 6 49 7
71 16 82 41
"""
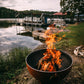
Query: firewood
41 63 58 71
37 54 47 69
37 57 44 69
41 62 50 71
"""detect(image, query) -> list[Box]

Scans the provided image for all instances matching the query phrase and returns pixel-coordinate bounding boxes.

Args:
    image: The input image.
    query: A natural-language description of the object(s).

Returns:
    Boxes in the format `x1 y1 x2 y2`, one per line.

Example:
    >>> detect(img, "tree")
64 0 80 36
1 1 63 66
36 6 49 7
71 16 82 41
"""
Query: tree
60 0 84 22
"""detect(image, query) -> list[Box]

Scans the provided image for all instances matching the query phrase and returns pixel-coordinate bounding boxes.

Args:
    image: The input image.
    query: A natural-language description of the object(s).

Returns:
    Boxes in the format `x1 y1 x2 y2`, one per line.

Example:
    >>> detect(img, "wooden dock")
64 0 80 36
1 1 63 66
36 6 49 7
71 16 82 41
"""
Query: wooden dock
32 31 46 41
16 22 50 27
20 22 50 27
32 28 63 41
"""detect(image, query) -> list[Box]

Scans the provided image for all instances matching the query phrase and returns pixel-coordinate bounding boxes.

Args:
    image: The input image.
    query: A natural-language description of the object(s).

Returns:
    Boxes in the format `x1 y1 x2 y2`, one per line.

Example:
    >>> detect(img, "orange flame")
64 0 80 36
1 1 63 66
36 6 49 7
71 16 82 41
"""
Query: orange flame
40 26 63 71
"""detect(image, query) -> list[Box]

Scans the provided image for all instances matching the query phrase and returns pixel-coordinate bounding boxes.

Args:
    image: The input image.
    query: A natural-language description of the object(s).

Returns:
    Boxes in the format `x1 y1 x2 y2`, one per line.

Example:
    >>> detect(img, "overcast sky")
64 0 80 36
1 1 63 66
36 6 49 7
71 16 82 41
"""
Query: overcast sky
0 0 61 12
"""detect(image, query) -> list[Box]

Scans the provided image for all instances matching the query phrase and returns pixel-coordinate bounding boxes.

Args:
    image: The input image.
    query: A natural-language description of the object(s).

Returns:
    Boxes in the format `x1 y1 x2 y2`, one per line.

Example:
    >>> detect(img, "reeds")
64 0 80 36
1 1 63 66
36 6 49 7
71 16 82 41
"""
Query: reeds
0 47 31 83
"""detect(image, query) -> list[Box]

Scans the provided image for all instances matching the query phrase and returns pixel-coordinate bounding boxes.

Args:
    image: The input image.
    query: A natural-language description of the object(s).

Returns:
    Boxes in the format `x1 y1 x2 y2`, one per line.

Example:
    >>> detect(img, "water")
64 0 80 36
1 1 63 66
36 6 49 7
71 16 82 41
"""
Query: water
0 21 43 54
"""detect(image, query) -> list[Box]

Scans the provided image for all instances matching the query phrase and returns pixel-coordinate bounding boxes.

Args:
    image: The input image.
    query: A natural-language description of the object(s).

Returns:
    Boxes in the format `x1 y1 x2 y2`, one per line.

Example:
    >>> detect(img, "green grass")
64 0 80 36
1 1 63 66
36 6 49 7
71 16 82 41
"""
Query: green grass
55 22 84 84
66 22 84 45
0 47 31 84
55 22 84 49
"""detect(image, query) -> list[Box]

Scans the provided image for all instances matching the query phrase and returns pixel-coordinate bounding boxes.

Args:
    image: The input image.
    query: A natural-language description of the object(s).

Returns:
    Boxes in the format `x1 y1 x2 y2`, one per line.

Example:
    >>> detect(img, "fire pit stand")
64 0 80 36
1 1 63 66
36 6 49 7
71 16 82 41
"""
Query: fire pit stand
26 49 72 84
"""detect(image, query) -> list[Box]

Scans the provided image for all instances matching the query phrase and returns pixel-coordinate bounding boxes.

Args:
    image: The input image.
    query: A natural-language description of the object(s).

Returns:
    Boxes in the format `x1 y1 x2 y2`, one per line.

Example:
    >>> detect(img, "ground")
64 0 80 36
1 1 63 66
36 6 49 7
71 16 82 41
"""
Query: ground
9 44 84 84
7 22 84 84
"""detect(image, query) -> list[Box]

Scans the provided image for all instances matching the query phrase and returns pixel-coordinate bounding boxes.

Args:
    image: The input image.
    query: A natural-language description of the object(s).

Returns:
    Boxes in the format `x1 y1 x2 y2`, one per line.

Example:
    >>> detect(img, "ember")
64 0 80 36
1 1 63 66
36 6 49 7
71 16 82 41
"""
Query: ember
37 25 65 71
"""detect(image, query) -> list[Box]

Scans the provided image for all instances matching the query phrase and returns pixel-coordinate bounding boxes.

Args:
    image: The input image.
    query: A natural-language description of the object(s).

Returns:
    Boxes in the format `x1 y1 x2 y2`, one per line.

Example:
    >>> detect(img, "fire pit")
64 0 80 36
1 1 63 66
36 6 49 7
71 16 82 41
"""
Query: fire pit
26 49 72 84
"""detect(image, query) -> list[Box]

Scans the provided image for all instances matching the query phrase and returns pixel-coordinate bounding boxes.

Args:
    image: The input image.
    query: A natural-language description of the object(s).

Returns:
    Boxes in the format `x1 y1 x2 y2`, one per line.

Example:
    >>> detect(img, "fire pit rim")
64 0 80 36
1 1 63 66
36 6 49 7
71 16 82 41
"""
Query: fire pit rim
26 49 73 73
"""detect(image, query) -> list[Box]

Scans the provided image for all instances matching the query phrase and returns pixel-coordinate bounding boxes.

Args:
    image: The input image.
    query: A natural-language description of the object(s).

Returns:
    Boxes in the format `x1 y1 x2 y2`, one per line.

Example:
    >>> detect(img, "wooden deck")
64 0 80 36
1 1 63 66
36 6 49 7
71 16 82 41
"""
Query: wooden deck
32 31 46 41
16 22 50 27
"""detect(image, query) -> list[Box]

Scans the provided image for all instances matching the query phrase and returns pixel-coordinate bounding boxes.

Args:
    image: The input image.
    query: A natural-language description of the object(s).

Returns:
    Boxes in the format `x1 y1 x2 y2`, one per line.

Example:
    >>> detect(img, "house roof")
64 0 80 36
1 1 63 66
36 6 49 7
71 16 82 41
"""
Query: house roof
53 12 67 15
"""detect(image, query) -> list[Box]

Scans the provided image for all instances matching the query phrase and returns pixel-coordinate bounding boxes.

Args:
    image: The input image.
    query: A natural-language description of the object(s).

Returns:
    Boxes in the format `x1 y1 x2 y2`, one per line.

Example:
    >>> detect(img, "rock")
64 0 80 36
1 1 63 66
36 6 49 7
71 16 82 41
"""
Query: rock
24 76 28 80
74 48 79 56
74 45 84 56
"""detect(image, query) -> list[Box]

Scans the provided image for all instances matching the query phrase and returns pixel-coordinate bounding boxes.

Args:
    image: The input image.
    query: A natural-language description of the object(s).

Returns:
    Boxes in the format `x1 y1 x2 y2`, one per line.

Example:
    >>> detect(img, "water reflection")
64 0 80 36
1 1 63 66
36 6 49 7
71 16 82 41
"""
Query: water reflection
18 26 46 41
0 21 14 28
0 21 43 54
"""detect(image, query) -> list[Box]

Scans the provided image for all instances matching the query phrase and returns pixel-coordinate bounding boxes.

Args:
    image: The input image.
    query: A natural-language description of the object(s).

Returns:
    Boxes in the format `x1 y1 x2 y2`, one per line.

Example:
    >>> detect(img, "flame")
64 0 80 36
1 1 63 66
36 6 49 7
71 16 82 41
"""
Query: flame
40 25 63 72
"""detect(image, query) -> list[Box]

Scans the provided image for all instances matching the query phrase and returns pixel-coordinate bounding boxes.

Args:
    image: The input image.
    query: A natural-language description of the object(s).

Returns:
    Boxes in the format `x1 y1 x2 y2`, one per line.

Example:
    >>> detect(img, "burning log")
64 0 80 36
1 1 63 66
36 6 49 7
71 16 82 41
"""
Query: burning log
41 62 50 71
26 24 72 83
37 25 64 72
37 52 60 71
37 58 59 71
37 54 47 70
26 49 72 84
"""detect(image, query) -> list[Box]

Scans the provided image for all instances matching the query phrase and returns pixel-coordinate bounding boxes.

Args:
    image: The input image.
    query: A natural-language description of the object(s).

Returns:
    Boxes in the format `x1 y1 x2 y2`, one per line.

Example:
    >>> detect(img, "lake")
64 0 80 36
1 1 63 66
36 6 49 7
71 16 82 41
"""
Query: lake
0 20 44 54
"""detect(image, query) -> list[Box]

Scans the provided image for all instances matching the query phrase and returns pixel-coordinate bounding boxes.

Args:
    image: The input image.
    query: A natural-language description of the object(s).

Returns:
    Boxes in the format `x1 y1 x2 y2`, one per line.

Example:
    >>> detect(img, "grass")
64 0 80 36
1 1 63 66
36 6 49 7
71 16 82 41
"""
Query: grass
0 47 31 84
55 22 84 49
55 22 84 84
0 22 84 84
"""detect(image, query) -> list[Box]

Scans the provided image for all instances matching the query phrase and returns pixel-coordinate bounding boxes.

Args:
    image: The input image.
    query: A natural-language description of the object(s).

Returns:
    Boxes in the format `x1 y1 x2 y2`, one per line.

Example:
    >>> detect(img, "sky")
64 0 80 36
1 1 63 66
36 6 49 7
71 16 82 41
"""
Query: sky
0 0 61 12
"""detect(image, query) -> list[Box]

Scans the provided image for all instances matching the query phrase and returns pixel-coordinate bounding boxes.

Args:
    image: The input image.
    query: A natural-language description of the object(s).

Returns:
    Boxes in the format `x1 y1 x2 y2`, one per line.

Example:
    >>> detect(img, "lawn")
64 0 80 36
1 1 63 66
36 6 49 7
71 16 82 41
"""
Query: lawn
55 22 84 84
56 22 84 49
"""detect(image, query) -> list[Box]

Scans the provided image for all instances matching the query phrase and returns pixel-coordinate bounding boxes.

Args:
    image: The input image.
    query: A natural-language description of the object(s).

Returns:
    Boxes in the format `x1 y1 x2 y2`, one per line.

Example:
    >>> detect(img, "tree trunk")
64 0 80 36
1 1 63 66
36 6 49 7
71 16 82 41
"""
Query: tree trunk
77 13 80 22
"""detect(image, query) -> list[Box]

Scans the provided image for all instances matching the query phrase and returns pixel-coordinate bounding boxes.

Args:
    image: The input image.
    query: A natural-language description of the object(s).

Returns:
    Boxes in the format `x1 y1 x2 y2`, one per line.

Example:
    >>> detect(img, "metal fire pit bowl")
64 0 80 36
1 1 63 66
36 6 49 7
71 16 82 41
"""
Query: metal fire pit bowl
26 49 72 84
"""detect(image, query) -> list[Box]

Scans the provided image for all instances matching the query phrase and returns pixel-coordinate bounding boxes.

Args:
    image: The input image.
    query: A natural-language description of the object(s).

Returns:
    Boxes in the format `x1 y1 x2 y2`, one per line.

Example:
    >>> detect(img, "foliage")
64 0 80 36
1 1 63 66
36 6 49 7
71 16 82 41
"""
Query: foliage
60 0 84 21
60 0 84 13
0 7 18 18
0 47 31 84
0 7 56 18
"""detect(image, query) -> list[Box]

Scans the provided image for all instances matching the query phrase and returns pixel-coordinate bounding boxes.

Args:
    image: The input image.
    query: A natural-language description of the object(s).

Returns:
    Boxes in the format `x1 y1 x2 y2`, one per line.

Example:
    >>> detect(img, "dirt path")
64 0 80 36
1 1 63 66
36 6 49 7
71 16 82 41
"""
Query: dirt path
10 44 84 84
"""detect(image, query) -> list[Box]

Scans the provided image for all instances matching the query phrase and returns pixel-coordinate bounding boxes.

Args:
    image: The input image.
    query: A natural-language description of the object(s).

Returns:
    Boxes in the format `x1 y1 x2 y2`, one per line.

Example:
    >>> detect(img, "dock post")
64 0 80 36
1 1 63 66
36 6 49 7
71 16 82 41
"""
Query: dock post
31 13 33 23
